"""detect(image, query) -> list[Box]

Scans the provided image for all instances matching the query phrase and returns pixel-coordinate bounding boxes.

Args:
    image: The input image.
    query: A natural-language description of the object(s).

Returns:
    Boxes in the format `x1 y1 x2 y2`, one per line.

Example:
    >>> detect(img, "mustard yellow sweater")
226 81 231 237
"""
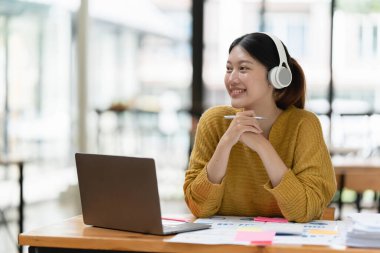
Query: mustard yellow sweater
184 105 336 222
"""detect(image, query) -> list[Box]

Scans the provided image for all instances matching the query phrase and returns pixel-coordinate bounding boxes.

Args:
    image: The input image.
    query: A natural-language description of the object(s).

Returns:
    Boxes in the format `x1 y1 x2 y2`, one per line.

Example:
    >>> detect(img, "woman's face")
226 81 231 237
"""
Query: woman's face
224 45 274 110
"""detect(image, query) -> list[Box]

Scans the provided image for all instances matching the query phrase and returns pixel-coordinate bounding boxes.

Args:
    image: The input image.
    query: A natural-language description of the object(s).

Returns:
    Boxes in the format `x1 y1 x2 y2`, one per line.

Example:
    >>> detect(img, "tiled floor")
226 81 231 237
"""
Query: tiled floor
1 199 79 253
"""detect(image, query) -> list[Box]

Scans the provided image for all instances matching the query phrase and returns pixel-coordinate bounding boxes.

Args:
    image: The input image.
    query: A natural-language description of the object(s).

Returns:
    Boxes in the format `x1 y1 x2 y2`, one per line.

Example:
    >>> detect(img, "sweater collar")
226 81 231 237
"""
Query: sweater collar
268 105 297 143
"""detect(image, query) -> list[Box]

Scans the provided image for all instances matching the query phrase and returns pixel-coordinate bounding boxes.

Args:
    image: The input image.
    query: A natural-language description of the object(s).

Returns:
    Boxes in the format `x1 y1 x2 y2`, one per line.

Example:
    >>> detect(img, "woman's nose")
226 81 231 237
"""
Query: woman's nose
228 70 237 81
228 70 239 84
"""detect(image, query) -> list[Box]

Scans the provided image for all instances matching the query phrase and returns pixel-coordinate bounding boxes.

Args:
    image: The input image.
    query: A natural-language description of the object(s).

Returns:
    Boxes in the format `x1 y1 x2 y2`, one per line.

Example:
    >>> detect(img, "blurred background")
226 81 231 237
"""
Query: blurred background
1 0 380 252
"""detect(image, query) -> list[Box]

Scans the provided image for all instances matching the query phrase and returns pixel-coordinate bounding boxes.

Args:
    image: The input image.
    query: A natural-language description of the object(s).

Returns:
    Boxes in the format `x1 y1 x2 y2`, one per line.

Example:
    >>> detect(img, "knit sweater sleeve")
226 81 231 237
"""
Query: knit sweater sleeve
264 113 337 222
183 108 227 217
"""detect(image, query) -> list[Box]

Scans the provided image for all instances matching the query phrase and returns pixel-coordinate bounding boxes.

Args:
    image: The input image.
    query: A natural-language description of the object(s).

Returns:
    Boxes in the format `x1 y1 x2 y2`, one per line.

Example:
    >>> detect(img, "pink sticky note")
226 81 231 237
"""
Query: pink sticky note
254 216 288 223
235 231 275 244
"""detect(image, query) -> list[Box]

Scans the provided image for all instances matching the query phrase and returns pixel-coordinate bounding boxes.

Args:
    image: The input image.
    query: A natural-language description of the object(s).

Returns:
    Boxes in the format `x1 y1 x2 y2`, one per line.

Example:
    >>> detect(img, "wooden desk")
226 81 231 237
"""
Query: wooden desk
333 158 380 218
19 215 380 253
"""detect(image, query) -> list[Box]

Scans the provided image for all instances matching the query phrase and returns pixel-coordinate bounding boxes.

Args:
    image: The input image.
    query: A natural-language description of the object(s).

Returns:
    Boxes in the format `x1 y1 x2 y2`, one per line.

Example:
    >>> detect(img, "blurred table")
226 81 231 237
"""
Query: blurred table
333 157 380 219
329 147 360 157
95 103 161 153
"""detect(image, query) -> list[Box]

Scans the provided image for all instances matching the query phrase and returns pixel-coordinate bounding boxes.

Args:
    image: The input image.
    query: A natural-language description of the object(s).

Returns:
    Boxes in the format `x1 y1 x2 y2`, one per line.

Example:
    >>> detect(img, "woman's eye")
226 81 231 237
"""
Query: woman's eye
226 67 232 73
240 66 248 71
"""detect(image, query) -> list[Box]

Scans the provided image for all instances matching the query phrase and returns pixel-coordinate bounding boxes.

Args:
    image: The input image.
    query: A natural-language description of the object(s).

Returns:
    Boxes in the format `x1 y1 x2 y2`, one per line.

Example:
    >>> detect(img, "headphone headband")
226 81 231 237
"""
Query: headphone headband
264 33 290 70
261 32 292 89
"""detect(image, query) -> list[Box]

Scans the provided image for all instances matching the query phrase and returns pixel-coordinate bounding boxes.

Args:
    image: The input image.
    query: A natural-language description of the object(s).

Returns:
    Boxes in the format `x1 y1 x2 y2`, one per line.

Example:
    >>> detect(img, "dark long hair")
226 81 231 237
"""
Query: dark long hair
229 32 306 109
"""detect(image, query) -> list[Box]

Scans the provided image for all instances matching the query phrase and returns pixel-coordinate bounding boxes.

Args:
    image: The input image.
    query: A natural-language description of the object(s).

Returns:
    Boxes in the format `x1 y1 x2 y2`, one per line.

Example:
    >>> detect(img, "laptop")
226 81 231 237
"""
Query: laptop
75 153 211 235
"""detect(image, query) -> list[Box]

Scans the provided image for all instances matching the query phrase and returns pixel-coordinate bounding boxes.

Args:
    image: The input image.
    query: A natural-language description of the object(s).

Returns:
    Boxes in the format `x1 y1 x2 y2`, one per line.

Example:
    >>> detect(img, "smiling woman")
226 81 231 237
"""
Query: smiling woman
184 32 337 223
225 47 273 110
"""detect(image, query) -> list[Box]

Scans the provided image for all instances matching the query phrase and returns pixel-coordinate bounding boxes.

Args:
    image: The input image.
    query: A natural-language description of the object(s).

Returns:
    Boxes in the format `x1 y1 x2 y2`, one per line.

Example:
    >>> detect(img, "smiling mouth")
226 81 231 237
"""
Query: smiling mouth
231 89 246 96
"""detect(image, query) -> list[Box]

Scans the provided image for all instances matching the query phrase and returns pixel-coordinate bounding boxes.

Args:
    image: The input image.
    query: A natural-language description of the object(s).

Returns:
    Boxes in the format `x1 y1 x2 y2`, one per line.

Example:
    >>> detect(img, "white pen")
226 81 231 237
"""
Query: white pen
224 115 267 120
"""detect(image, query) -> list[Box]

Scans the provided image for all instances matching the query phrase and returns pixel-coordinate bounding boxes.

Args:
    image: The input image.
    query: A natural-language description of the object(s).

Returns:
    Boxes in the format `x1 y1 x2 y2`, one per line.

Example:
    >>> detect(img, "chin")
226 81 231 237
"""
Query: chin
230 100 244 109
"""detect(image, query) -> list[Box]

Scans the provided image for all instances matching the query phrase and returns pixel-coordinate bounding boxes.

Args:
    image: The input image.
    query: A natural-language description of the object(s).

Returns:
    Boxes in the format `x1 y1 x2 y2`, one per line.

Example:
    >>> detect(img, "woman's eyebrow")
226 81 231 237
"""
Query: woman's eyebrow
238 60 254 64
226 60 254 65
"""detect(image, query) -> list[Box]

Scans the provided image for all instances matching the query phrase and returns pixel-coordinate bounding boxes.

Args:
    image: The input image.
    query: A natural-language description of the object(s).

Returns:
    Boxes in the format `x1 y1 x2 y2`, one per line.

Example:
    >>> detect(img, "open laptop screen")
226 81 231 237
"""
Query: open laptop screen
75 153 210 235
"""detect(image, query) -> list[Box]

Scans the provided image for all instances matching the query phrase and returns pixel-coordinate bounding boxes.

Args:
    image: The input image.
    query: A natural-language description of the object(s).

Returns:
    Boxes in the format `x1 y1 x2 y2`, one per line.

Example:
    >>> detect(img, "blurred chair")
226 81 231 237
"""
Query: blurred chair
0 206 16 245
0 158 25 253
334 159 380 219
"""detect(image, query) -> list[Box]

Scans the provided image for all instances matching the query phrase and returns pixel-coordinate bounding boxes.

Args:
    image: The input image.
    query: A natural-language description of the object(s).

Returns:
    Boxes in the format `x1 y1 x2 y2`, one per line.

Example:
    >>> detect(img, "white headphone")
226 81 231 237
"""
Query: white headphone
263 33 292 89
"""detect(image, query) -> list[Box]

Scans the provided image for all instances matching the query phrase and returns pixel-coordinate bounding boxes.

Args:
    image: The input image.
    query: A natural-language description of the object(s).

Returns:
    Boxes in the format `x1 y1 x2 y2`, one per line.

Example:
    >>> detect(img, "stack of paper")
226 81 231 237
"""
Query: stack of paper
346 213 380 248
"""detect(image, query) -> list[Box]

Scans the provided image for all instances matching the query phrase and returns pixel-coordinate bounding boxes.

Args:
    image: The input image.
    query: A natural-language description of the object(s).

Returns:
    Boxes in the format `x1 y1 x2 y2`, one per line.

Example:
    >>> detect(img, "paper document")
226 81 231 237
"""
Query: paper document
167 215 345 246
346 213 380 248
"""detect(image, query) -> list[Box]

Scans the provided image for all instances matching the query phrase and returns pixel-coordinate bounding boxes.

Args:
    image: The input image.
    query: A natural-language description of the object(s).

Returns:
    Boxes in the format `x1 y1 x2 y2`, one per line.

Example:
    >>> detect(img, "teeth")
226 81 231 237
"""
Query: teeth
231 89 245 95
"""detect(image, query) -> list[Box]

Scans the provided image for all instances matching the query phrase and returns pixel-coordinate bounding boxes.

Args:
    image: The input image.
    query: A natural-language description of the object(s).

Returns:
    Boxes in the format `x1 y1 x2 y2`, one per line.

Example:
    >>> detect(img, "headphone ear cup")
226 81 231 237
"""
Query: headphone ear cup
268 67 281 89
277 67 292 88
268 66 292 89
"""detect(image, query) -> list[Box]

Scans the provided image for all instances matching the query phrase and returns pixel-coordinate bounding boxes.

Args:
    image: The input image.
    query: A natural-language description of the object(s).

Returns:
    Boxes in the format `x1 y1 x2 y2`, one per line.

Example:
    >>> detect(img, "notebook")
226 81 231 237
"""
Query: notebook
75 153 211 235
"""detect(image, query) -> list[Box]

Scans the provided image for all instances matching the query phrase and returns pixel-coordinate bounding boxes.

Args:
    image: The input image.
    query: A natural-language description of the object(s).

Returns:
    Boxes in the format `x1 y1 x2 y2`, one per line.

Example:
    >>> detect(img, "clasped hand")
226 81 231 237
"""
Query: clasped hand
221 110 265 152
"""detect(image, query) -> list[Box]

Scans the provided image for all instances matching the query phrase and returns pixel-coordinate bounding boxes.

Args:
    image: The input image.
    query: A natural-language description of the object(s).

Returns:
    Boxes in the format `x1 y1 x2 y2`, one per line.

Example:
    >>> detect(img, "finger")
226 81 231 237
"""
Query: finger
234 118 263 132
236 110 256 117
235 124 263 134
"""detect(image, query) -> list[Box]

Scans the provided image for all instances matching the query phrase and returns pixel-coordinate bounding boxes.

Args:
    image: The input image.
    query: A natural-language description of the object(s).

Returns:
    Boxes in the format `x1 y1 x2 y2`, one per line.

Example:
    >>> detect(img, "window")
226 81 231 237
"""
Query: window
332 0 380 153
